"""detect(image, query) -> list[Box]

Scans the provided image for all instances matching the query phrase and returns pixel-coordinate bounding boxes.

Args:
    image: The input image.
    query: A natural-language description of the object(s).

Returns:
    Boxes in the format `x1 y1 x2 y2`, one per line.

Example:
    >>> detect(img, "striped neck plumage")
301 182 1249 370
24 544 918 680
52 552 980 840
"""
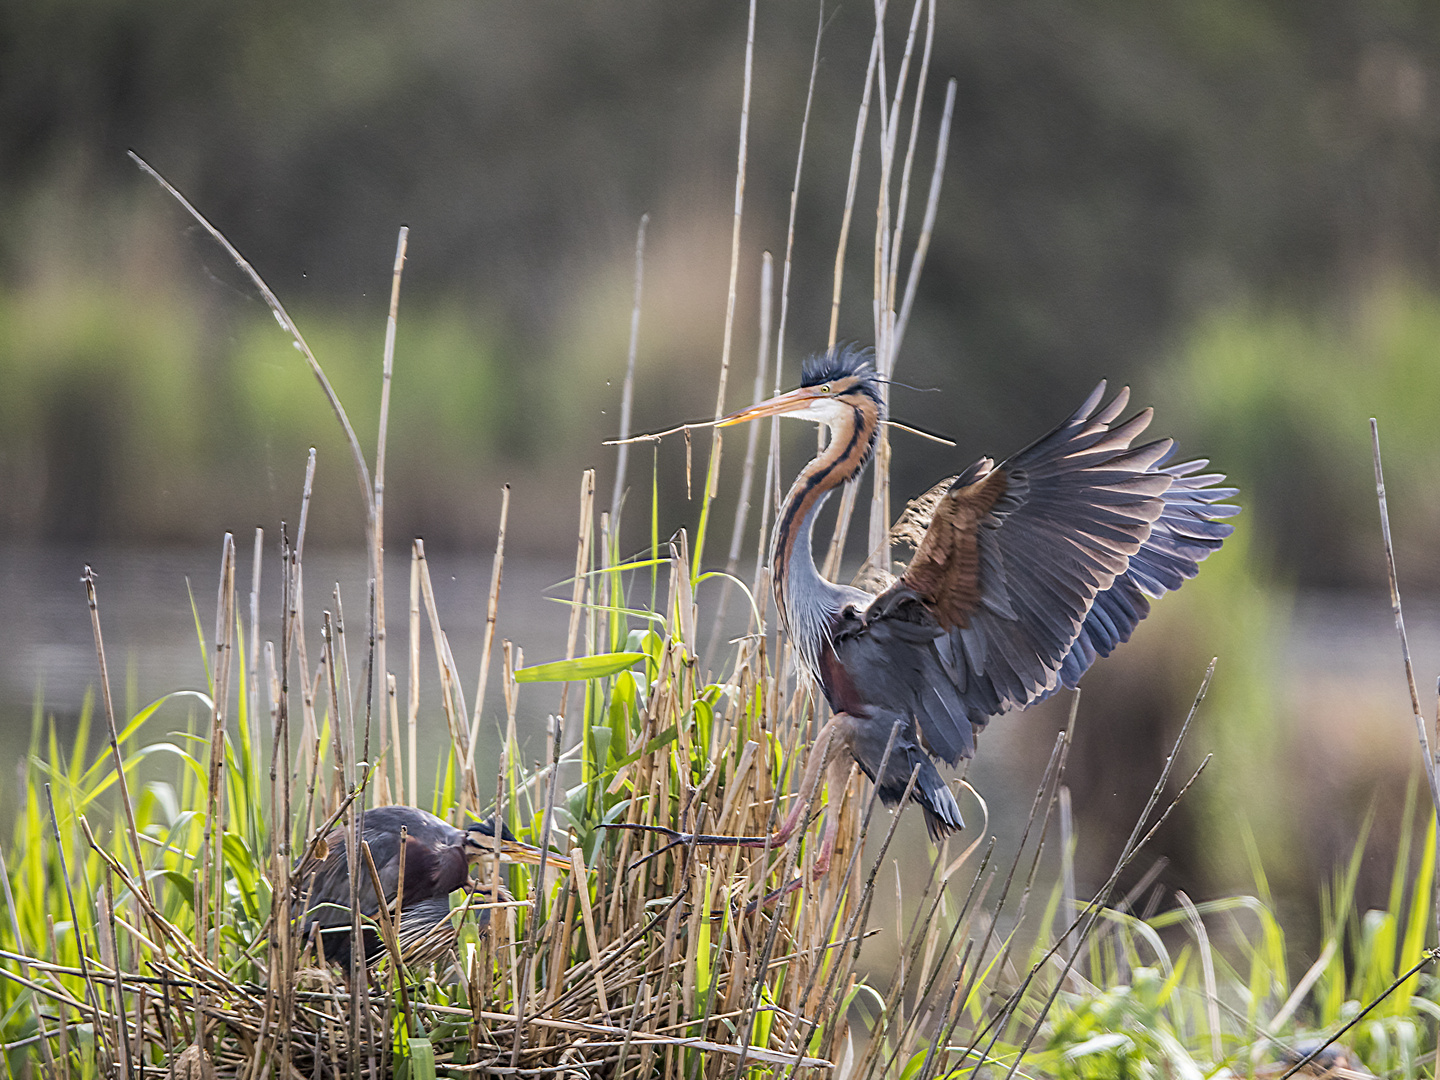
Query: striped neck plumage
771 400 881 677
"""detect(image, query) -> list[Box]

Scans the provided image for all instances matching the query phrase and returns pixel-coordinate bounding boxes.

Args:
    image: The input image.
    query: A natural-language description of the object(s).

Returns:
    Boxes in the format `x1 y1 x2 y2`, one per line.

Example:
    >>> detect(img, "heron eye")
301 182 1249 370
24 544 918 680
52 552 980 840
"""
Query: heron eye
820 383 832 394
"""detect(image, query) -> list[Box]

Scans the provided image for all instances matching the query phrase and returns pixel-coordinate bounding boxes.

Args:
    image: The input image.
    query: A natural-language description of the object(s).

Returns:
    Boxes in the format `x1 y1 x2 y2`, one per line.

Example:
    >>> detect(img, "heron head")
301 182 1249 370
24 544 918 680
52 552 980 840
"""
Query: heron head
461 818 546 866
717 344 883 430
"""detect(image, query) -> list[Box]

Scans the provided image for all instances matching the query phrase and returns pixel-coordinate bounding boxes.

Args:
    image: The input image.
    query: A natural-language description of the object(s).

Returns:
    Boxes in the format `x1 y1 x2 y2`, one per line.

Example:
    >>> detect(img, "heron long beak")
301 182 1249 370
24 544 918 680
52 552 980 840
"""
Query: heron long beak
464 833 548 865
491 838 547 865
715 386 828 427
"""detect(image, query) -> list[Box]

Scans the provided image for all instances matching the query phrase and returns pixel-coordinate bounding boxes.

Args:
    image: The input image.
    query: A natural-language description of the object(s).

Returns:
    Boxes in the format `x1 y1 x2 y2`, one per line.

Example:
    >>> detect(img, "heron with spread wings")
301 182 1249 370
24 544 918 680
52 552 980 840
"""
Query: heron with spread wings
653 344 1235 875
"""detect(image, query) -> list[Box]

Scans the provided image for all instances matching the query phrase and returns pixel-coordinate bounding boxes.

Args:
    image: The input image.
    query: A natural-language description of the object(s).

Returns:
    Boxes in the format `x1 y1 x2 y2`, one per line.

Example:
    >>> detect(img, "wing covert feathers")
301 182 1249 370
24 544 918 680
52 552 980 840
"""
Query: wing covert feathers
834 384 1233 774
900 464 1009 632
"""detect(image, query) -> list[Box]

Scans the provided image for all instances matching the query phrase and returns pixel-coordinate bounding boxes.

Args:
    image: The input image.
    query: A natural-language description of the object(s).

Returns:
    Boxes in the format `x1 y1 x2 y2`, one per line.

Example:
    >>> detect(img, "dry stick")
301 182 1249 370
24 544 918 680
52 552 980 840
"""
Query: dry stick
81 562 172 1055
704 250 774 670
1372 420 1440 818
374 226 408 805
821 30 883 583
691 0 756 577
866 0 933 572
611 215 649 527
128 153 376 544
250 640 283 1080
196 535 235 1060
569 856 610 1015
892 78 955 361
386 674 403 804
81 568 157 920
293 451 320 835
557 471 596 724
271 527 296 1080
883 0 936 332
469 485 512 765
754 2 826 617
1276 948 1440 1080
827 32 881 350
511 714 565 1068
408 545 421 807
333 586 359 790
415 539 480 811
44 914 74 1080
320 612 364 1071
358 584 383 1080
1372 420 1440 966
359 840 415 1035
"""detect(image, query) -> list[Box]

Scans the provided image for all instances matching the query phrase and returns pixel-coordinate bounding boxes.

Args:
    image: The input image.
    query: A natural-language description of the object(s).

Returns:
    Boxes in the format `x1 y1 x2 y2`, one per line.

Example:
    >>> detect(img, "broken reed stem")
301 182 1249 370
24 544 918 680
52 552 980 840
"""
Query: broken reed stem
81 567 158 928
372 225 408 805
407 544 421 808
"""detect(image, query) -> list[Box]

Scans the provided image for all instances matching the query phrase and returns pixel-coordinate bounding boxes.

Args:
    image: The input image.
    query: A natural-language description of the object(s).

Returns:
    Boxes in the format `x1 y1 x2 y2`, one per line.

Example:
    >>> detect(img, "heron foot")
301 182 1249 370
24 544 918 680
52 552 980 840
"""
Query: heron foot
597 821 793 875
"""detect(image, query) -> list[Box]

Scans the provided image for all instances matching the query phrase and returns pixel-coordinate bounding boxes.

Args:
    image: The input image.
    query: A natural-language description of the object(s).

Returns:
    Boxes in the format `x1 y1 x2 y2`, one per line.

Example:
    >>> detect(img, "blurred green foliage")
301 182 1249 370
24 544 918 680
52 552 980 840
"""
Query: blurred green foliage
1160 281 1440 587
0 281 511 544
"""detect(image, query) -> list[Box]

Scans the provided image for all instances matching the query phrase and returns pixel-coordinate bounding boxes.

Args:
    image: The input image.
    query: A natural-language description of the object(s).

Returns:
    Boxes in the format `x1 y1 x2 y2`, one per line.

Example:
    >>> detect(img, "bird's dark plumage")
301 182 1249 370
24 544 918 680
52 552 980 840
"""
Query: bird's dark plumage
300 806 541 970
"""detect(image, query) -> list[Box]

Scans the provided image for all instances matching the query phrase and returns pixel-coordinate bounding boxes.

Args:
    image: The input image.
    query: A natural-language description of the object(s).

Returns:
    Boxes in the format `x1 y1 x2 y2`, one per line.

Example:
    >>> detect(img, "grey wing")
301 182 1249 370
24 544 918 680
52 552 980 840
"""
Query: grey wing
304 814 409 927
860 383 1187 763
1044 454 1238 694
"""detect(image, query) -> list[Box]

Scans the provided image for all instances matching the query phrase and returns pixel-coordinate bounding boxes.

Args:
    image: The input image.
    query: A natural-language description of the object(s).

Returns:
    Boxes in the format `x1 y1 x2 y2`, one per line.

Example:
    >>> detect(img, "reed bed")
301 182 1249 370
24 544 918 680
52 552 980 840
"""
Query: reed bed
6 5 1440 1078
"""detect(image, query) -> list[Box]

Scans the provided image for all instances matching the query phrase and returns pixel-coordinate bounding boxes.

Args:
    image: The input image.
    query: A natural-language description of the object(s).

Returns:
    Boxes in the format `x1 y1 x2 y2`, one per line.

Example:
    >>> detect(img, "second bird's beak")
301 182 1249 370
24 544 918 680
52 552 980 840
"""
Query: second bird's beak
465 833 547 866
716 386 828 427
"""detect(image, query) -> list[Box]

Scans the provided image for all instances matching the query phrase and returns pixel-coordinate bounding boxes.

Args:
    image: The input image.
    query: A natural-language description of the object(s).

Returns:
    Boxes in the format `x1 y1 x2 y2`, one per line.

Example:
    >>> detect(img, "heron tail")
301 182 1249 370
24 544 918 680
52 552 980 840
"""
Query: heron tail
846 712 966 840
915 761 966 840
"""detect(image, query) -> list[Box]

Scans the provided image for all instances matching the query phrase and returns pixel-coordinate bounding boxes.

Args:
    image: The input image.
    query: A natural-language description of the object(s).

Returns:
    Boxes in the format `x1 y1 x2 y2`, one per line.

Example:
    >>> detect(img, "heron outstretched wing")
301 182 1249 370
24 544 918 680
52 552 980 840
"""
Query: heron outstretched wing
834 383 1232 768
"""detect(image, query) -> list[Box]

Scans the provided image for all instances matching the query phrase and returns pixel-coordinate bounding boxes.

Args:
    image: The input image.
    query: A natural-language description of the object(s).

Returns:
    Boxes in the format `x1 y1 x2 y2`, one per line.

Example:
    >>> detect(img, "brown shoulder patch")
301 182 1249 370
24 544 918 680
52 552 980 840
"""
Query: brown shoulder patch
899 467 1009 631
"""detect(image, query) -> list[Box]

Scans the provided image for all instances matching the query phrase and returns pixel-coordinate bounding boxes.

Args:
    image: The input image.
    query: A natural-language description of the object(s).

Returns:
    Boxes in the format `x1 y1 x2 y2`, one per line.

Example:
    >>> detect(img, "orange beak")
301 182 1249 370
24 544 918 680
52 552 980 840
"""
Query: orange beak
715 386 829 428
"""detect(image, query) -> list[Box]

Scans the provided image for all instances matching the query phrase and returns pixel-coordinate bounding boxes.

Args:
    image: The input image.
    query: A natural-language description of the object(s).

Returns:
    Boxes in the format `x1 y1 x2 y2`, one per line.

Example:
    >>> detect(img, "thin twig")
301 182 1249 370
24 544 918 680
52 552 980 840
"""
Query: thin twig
611 215 649 527
128 153 376 539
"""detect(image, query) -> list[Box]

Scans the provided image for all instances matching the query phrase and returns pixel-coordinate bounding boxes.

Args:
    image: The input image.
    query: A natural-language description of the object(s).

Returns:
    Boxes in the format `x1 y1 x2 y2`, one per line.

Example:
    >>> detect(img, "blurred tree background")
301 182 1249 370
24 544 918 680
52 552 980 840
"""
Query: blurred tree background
6 0 1440 943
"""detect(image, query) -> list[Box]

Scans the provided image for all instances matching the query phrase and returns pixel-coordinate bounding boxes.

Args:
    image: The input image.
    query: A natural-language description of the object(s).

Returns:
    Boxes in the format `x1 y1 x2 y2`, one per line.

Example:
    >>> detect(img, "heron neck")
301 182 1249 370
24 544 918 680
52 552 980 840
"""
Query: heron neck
772 404 879 670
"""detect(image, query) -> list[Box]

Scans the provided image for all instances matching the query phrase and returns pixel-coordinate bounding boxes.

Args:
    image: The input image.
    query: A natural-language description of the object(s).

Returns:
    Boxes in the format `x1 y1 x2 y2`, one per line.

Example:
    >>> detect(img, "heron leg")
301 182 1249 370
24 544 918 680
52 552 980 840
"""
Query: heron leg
600 714 846 872
809 753 856 878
